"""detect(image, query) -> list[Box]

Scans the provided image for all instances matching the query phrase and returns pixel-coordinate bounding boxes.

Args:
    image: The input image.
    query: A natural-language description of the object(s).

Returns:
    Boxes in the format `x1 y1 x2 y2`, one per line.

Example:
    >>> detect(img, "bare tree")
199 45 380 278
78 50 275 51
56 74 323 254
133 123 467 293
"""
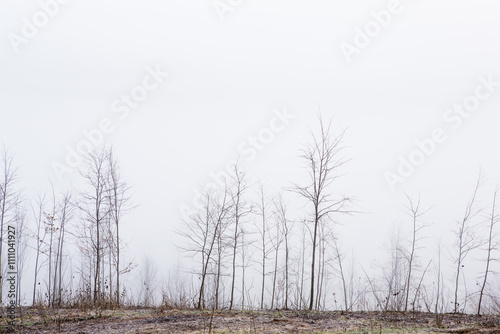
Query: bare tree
270 198 284 309
0 147 19 303
290 116 352 310
402 193 430 312
256 184 270 309
179 182 231 310
52 191 73 306
434 244 445 326
453 175 482 313
31 193 47 305
273 193 292 309
45 188 57 306
228 163 250 310
14 202 29 306
79 149 111 305
295 219 310 309
238 228 253 309
178 188 214 310
213 183 231 310
107 148 132 306
477 186 499 315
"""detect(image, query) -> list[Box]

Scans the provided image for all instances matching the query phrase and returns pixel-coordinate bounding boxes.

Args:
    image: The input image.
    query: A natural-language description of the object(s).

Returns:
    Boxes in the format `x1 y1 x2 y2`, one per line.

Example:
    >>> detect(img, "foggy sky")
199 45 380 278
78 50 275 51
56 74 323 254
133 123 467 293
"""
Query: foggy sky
1 0 500 285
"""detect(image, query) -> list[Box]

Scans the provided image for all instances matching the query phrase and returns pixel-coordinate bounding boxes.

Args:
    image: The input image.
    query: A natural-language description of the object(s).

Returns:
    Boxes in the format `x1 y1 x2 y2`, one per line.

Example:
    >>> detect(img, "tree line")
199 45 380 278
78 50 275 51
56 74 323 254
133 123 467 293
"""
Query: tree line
0 147 132 308
177 117 500 316
0 116 499 317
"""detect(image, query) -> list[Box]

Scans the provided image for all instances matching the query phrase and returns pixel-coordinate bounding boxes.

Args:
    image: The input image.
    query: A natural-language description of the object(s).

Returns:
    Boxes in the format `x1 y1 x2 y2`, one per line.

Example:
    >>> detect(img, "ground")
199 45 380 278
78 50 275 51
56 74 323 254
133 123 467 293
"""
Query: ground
2 308 500 333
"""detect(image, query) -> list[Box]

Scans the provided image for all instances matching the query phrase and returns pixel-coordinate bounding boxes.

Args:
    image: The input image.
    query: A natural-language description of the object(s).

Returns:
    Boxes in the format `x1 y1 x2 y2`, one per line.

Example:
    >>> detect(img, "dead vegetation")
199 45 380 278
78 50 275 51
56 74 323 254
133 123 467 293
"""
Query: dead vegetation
2 308 500 334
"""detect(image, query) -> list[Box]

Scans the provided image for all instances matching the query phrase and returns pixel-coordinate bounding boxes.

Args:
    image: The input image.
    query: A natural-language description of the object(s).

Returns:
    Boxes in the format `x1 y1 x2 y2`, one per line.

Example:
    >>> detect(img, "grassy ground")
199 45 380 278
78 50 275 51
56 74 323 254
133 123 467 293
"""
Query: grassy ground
1 308 499 333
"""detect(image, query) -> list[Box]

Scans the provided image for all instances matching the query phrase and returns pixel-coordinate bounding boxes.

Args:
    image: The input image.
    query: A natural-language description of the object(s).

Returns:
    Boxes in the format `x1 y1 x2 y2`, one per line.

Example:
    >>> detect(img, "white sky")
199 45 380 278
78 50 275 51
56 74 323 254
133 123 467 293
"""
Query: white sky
1 0 500 296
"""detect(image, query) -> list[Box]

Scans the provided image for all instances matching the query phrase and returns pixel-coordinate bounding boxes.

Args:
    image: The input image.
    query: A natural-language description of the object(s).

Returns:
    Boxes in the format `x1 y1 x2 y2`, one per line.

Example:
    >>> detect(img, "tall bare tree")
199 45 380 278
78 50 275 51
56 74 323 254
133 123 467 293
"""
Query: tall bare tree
214 184 232 310
179 182 232 310
228 163 250 310
107 148 132 306
478 186 499 315
52 191 73 306
453 175 482 313
79 149 111 305
290 116 352 310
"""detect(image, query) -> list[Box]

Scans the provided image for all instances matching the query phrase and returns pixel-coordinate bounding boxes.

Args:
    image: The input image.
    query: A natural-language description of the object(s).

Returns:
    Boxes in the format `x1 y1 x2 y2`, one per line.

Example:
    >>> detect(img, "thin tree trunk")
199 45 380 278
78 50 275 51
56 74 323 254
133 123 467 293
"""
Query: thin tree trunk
271 240 279 309
53 226 61 307
334 239 348 311
405 213 416 312
116 219 120 305
198 225 217 309
260 189 267 310
309 205 319 310
300 224 306 309
32 198 45 306
58 224 64 306
109 242 113 304
453 176 480 313
478 188 498 315
284 231 289 310
94 207 100 305
241 231 246 310
229 204 239 310
33 250 40 305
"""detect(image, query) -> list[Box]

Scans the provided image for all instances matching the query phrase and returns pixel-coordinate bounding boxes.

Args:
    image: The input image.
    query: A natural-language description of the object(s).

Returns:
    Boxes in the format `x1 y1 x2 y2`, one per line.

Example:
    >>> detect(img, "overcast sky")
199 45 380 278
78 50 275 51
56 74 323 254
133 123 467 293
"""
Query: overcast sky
1 0 500 279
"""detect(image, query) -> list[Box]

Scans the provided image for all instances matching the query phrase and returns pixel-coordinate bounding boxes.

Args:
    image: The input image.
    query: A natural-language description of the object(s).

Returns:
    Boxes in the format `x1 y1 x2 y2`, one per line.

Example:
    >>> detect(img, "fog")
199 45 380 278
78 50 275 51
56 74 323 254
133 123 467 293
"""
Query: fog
1 0 500 311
